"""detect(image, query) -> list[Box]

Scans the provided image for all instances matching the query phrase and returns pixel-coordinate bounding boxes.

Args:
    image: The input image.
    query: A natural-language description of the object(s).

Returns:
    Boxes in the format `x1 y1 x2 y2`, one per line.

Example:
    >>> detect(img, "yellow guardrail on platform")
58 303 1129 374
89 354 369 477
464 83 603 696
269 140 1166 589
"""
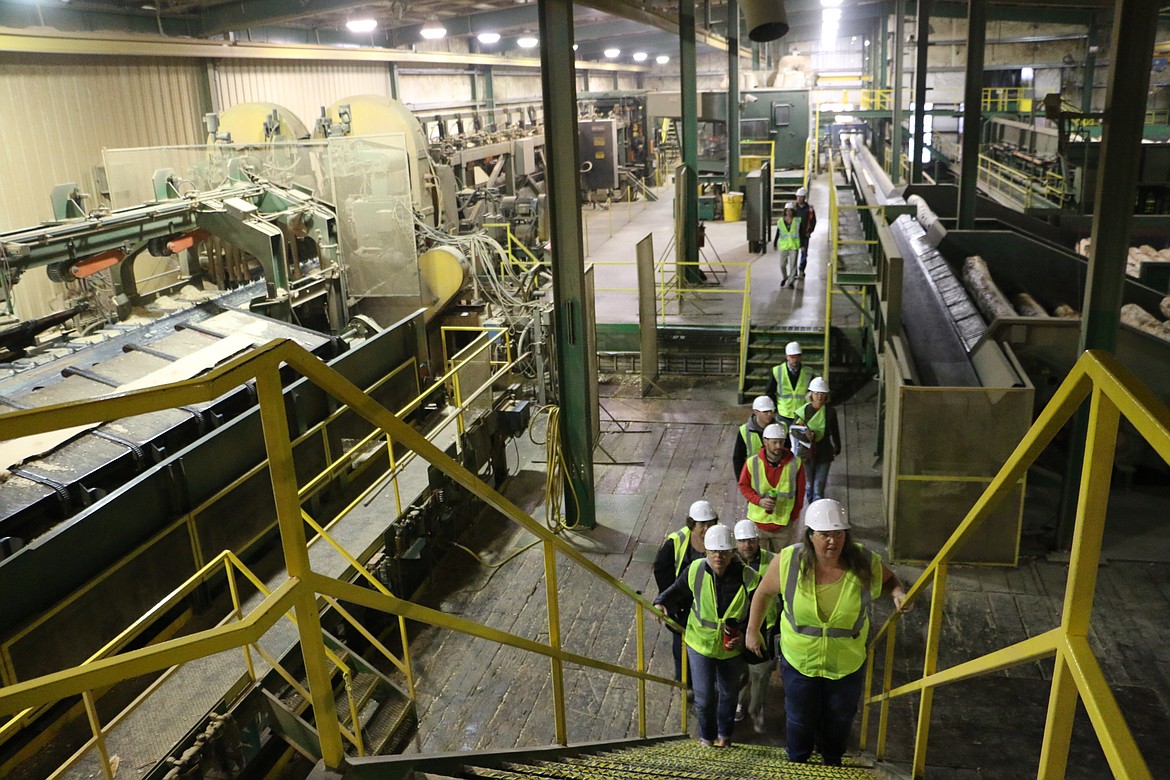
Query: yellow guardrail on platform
976 153 1065 209
861 351 1168 779
739 139 775 173
0 339 688 776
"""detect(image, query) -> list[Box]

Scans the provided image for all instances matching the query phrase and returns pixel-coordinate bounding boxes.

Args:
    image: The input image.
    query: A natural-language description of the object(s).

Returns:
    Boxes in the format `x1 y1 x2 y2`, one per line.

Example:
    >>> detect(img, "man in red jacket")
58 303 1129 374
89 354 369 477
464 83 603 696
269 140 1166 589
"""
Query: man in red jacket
738 423 806 552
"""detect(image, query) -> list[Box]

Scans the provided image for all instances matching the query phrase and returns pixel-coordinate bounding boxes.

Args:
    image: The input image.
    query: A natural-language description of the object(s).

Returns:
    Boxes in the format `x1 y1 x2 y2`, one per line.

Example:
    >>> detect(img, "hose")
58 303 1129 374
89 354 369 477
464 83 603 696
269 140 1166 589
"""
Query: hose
529 404 581 534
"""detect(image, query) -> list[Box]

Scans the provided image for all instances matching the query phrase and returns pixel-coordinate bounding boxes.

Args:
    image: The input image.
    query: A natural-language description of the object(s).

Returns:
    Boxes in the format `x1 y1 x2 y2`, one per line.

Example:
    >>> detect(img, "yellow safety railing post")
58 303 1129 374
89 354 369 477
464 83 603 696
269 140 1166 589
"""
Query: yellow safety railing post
543 541 567 745
636 603 647 739
860 641 875 751
876 621 897 758
911 564 947 777
343 672 365 756
226 561 257 684
1038 385 1120 779
81 691 115 780
254 365 345 769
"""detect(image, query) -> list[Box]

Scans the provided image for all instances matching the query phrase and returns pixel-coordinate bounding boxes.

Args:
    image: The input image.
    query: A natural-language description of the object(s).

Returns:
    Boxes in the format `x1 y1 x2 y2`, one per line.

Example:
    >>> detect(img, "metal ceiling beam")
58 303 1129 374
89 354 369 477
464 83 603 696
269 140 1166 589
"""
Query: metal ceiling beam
576 0 737 52
0 28 647 71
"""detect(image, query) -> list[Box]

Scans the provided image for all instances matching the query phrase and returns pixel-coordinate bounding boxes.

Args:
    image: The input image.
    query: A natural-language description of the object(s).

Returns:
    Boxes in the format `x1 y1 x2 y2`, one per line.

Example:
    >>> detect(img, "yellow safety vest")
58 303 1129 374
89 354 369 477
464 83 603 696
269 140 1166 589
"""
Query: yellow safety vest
773 365 812 419
777 544 882 679
744 549 779 629
666 527 692 579
739 424 764 458
745 454 799 527
684 559 758 659
797 402 827 442
776 216 802 250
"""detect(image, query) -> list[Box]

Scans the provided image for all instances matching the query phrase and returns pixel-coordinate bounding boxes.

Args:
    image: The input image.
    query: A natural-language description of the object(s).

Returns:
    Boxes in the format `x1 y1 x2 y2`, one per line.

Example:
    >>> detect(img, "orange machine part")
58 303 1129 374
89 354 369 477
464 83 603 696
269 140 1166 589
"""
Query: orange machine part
166 229 211 254
70 249 125 279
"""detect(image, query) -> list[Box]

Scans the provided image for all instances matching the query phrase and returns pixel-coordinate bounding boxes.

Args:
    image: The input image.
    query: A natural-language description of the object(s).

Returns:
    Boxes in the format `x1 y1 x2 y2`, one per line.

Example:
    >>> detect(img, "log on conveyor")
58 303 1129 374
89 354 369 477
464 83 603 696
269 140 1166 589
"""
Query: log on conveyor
1121 303 1170 343
1012 292 1050 317
962 256 1017 323
1054 304 1079 318
1160 295 1170 320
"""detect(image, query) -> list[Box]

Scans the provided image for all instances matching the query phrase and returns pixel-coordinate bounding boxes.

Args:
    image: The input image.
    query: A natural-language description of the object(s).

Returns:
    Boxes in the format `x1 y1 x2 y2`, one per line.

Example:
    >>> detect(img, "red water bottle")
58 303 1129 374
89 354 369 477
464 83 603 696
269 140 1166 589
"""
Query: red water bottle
722 618 742 650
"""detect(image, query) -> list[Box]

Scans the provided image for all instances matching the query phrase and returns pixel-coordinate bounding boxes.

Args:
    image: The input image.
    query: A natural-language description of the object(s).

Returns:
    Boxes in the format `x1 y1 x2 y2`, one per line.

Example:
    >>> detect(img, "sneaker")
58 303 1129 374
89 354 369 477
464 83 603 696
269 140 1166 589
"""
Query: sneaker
698 738 714 748
753 717 766 734
797 272 805 279
780 276 788 286
686 689 695 703
735 703 746 722
715 737 732 748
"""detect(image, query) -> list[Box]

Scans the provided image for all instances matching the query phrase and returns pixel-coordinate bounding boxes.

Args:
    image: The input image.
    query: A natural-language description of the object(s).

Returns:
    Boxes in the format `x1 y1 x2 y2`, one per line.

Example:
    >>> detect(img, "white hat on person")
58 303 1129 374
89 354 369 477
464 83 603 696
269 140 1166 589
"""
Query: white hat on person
805 499 850 532
704 524 735 551
734 519 759 540
786 341 802 356
752 396 776 412
688 500 718 522
763 423 786 440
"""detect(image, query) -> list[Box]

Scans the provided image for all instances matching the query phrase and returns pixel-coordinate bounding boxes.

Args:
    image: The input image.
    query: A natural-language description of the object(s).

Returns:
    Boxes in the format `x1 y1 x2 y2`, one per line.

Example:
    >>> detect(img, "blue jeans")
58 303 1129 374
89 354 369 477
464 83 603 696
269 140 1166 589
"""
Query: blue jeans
798 245 809 273
687 647 745 742
806 460 832 504
780 656 866 764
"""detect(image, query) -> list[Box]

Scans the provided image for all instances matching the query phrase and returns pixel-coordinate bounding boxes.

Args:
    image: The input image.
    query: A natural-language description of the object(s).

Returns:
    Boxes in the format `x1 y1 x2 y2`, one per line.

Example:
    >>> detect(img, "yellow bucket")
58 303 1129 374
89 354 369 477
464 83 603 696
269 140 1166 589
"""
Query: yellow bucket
722 192 744 221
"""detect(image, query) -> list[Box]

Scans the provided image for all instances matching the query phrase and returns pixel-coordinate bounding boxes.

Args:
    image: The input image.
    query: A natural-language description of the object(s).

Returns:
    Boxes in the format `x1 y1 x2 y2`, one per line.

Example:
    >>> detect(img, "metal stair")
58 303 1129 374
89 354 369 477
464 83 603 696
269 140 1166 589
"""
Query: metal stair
740 326 826 402
772 169 805 212
431 738 876 779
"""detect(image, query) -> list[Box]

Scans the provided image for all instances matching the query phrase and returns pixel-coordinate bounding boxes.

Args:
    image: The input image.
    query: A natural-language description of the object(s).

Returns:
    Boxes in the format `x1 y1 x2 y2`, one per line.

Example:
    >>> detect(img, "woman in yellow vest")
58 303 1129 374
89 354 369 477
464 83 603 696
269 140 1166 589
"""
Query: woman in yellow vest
655 524 758 748
653 500 719 690
744 499 910 765
793 376 841 504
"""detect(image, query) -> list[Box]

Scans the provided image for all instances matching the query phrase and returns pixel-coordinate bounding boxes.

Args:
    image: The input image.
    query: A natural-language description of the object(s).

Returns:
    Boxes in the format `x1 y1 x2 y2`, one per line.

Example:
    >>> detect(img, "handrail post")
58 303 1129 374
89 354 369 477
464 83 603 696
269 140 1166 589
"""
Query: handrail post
255 364 345 769
543 540 568 745
82 691 115 780
226 560 257 683
398 615 416 699
635 604 647 739
860 644 875 750
877 620 897 758
912 564 947 777
1038 386 1120 779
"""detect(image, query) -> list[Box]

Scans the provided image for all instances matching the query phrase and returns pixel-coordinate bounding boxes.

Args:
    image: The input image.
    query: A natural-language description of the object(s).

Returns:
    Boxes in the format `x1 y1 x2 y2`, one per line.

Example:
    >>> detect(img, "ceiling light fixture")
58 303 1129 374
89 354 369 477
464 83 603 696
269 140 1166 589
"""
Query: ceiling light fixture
517 35 538 48
604 47 621 58
346 18 377 33
656 54 670 64
633 51 648 62
477 31 501 44
420 20 446 40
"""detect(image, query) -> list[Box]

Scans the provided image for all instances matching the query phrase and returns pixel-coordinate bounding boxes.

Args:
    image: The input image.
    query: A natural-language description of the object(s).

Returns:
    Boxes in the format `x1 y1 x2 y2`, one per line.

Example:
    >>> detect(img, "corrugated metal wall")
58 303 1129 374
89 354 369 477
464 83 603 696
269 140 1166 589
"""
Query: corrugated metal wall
210 59 392 129
0 54 208 319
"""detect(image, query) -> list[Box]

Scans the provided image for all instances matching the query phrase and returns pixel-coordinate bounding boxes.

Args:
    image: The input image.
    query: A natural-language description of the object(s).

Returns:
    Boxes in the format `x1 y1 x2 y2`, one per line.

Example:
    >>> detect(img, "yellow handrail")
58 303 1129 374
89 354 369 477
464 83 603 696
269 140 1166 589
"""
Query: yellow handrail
0 339 688 773
861 350 1168 779
823 153 839 381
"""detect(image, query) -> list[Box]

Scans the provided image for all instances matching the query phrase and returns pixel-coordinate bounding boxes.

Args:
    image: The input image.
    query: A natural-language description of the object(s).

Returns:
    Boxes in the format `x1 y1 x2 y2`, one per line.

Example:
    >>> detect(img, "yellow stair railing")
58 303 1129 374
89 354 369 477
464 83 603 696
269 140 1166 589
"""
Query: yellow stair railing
861 350 1167 780
0 339 688 775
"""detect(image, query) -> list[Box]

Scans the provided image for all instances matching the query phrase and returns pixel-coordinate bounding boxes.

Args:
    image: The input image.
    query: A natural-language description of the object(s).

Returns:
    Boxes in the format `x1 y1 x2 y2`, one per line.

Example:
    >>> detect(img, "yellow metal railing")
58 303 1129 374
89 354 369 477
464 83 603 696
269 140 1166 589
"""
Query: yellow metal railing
483 222 543 271
861 351 1167 779
1145 108 1169 125
0 340 688 775
976 153 1065 209
739 139 774 173
981 87 1031 113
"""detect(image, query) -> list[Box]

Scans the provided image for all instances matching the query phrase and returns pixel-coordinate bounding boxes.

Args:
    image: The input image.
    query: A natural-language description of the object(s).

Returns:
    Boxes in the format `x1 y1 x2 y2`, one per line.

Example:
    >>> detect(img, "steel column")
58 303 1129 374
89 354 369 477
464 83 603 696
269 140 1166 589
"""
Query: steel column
910 0 932 183
680 0 701 283
485 65 496 129
956 0 987 229
1057 0 1160 549
1081 31 1096 115
388 62 400 101
728 0 741 188
891 0 905 182
539 0 597 529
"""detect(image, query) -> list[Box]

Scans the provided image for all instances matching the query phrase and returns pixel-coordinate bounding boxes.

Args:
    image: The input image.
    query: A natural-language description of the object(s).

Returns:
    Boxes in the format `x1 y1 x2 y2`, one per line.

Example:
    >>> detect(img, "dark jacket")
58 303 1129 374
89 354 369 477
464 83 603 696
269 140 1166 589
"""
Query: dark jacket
654 558 751 625
793 201 816 247
732 414 768 479
654 533 704 627
796 403 841 464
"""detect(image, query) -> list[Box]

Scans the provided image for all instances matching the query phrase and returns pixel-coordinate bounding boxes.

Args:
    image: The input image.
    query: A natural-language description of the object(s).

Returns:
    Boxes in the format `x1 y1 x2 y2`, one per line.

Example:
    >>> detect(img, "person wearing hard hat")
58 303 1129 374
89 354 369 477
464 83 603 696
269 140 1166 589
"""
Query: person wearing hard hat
772 202 801 288
732 395 780 480
654 499 719 690
654 524 759 748
737 422 806 552
733 519 779 734
765 341 813 431
793 186 816 279
745 499 910 766
793 376 841 504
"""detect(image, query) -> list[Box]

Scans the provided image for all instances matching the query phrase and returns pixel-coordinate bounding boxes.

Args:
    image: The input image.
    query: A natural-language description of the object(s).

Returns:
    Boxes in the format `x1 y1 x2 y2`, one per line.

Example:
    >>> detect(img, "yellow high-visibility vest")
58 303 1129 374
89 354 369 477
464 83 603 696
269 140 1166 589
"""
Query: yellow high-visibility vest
683 559 758 659
745 454 799 527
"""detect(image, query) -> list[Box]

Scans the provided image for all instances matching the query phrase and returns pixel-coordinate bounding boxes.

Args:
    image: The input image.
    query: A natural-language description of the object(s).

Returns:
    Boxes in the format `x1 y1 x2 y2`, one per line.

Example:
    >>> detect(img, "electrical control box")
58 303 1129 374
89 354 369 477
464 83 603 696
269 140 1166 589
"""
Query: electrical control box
578 119 620 190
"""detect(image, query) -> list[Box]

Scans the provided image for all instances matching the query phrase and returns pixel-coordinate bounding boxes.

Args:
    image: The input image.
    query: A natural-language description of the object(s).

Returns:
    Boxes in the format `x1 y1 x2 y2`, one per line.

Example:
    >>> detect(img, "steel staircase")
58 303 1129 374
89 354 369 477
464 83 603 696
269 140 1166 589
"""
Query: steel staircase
740 326 826 402
369 737 878 779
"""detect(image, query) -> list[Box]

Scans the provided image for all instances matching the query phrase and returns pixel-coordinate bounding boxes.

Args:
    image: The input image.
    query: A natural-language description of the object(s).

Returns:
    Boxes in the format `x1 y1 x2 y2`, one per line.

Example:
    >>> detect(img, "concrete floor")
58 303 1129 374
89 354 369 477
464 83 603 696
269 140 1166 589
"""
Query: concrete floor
398 176 1170 778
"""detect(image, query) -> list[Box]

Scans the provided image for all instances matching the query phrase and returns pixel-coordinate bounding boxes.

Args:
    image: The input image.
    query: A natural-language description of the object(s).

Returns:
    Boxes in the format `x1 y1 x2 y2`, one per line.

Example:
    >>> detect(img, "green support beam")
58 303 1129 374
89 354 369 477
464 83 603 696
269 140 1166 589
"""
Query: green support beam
1082 16 1097 115
957 0 987 229
389 62 400 101
484 65 496 129
910 0 931 183
538 0 596 529
891 0 905 183
680 0 701 284
728 0 741 189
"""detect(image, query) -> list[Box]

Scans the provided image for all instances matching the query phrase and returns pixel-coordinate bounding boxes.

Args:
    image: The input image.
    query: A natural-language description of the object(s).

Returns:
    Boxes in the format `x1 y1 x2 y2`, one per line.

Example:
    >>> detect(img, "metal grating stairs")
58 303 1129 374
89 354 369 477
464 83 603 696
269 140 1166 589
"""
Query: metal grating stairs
740 326 826 403
428 738 876 779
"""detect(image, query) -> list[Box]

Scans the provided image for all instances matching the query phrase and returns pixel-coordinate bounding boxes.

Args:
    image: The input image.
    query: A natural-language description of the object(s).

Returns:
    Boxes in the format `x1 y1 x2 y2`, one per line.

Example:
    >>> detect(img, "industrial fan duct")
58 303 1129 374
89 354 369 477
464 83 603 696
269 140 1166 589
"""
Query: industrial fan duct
743 0 789 41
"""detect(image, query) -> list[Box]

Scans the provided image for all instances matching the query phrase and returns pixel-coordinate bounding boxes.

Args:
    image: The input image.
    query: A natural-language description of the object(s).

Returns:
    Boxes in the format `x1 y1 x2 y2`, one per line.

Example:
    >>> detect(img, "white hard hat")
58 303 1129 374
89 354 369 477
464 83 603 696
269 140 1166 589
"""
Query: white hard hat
688 499 718 523
785 341 802 356
704 524 735 551
809 376 830 394
796 187 808 197
763 423 786 440
784 201 796 211
752 395 776 412
734 519 759 540
805 498 850 532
